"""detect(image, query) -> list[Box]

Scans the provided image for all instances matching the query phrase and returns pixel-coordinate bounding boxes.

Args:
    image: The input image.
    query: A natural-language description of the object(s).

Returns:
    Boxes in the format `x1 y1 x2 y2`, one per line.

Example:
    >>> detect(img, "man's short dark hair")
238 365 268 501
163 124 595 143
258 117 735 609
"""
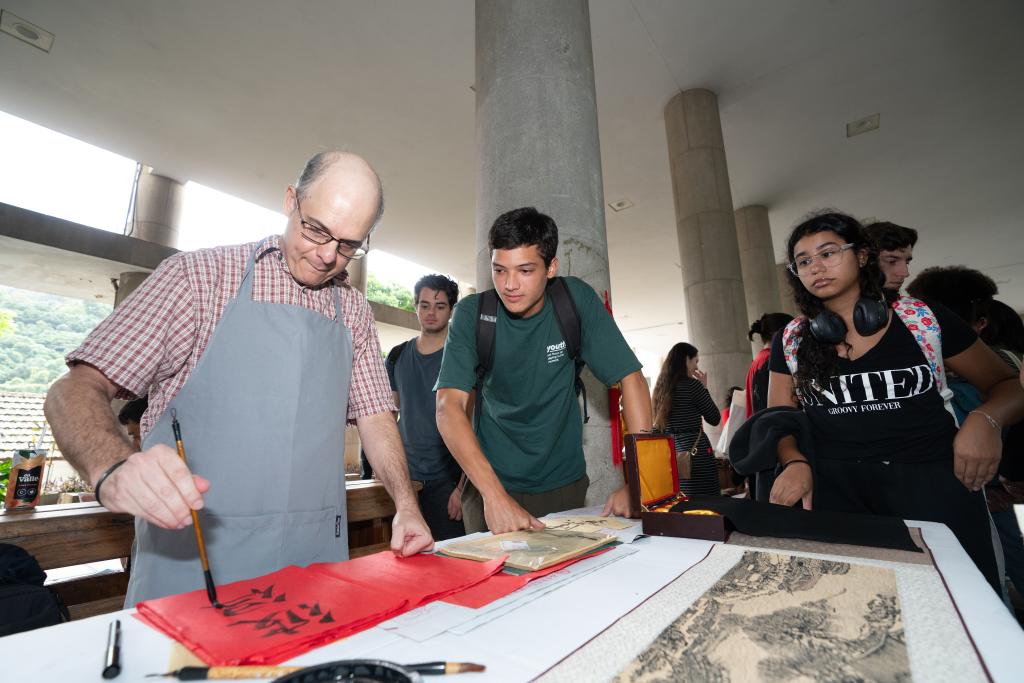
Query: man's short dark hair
118 397 148 426
414 274 459 307
488 207 559 267
864 221 918 251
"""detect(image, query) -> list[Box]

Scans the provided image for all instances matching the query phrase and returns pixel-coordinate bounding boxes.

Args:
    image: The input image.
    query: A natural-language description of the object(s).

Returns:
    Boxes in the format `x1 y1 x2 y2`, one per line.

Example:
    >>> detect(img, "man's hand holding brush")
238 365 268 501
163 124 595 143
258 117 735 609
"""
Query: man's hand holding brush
92 444 210 529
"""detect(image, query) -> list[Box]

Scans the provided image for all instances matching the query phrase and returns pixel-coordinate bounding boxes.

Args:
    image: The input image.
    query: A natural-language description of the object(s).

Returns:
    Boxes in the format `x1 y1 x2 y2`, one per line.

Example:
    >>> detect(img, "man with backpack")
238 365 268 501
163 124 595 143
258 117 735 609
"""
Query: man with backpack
386 274 465 541
436 207 652 534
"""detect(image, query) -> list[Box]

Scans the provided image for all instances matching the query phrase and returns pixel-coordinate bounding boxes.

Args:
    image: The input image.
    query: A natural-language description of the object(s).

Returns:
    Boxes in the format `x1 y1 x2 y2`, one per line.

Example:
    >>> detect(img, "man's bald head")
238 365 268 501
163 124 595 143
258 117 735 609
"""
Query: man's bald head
281 151 383 287
295 151 384 232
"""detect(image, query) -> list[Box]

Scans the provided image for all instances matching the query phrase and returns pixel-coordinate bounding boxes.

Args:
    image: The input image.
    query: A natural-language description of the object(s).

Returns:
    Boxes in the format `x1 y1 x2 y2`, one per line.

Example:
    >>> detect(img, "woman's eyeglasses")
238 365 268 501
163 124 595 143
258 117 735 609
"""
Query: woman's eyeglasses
788 243 854 275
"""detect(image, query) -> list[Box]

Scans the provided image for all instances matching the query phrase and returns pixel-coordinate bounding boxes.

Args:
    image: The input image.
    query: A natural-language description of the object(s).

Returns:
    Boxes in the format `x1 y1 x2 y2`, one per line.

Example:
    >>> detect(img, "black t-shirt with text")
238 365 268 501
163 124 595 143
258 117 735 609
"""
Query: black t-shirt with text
769 300 975 463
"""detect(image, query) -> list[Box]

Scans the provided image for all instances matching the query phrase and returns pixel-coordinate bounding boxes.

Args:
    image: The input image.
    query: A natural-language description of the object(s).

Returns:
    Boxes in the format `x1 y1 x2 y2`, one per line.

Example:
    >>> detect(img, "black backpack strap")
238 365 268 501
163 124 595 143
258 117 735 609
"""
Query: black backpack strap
386 340 409 369
547 277 589 424
474 290 500 429
385 339 410 392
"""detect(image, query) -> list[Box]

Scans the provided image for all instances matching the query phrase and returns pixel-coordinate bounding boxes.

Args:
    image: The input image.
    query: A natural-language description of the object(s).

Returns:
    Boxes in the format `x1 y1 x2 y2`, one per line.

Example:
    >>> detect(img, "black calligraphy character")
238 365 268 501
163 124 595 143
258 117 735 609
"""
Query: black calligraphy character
217 584 277 617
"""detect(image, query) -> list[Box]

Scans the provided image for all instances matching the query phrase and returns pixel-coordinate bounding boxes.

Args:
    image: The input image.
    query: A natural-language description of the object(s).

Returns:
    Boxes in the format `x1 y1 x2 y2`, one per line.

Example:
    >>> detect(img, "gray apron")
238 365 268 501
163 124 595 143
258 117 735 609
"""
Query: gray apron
126 240 352 605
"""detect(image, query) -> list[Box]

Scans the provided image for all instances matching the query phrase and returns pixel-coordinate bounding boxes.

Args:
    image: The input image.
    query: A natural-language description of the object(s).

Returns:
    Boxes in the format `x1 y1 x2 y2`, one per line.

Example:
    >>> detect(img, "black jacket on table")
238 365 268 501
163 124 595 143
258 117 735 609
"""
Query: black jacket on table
727 406 817 502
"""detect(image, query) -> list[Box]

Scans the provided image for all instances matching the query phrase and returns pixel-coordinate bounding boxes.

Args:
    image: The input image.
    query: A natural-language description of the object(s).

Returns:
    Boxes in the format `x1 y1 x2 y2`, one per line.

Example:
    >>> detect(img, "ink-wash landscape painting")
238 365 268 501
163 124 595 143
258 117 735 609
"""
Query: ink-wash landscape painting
616 551 909 682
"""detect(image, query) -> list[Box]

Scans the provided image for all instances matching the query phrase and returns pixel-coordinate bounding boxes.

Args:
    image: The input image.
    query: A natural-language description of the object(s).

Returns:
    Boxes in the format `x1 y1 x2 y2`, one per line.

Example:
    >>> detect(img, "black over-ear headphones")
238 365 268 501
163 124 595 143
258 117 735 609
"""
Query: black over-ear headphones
808 298 889 344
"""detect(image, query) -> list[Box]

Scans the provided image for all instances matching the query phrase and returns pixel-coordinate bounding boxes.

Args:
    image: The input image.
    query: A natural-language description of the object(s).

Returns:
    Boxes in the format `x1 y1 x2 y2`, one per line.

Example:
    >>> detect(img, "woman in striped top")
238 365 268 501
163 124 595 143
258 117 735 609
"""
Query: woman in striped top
652 342 722 496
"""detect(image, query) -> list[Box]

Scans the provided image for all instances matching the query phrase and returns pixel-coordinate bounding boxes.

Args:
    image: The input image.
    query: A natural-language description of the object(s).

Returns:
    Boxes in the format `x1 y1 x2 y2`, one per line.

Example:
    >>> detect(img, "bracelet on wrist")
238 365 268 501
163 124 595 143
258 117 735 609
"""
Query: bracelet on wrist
94 459 128 508
969 410 1001 431
779 459 811 473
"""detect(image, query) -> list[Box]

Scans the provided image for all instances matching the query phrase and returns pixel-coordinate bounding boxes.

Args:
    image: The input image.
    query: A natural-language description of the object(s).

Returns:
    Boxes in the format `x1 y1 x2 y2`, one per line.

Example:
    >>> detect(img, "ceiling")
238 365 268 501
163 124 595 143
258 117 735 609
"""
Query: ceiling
1 0 1022 369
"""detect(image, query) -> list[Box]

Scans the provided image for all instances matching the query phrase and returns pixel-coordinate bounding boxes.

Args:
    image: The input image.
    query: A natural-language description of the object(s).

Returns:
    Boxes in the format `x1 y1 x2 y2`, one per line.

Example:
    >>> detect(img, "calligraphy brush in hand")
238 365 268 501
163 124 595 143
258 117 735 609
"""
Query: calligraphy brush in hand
147 662 486 679
171 409 222 609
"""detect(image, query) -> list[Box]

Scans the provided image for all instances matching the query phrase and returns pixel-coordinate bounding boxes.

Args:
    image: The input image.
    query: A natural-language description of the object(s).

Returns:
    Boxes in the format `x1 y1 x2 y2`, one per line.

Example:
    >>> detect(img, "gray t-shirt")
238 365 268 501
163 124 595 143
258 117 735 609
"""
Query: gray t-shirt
387 340 459 481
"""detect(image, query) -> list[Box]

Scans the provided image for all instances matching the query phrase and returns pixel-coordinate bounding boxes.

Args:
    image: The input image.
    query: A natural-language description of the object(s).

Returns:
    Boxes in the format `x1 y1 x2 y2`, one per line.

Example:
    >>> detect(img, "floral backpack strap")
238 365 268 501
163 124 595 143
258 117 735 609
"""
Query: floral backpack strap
781 317 806 403
892 296 958 426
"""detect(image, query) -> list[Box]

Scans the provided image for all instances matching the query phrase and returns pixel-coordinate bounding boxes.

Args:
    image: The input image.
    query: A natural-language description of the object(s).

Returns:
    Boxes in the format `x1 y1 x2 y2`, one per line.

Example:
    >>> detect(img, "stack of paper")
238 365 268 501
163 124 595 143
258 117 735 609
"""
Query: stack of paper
438 528 616 571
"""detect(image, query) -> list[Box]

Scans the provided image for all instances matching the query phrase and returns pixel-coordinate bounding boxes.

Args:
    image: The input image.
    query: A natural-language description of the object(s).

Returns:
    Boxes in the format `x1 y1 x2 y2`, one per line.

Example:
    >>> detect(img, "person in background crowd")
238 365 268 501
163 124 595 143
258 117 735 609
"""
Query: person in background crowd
721 386 741 429
768 212 1024 592
117 397 148 452
907 267 1013 599
910 268 1024 606
906 266 997 339
387 274 465 541
977 299 1024 611
745 313 794 418
653 343 721 497
864 220 917 292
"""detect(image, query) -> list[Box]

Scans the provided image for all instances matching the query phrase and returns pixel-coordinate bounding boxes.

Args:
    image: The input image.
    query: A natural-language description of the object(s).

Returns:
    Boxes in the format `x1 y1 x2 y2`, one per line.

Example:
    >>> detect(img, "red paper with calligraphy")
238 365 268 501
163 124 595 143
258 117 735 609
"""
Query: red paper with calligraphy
135 565 407 665
134 553 504 665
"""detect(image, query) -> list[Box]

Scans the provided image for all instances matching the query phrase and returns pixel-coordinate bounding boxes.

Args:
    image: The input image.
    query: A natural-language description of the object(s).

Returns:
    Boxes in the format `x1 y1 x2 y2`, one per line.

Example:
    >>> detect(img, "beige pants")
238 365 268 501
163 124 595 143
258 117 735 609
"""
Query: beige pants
461 474 590 534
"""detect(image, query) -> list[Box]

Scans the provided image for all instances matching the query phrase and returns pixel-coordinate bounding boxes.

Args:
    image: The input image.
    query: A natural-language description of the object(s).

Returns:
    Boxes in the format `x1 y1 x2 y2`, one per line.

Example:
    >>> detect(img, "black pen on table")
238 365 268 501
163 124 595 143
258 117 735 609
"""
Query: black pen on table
102 619 121 679
171 409 223 608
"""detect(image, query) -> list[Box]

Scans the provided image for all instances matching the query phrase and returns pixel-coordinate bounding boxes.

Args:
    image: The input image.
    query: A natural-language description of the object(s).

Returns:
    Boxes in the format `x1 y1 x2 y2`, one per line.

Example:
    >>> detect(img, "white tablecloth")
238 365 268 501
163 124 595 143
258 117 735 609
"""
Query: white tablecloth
4 516 1021 682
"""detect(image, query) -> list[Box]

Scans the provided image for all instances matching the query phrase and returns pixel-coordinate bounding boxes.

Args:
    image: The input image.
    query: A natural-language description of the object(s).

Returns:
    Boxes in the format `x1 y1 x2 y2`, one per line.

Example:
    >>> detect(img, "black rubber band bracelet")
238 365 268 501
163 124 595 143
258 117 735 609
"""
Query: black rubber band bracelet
779 459 811 473
94 459 128 508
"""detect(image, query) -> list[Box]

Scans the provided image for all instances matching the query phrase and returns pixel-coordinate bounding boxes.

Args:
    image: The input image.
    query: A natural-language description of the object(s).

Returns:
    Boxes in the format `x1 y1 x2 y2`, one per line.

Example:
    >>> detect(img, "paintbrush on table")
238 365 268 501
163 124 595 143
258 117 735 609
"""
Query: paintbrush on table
147 662 486 679
171 409 222 609
408 662 486 675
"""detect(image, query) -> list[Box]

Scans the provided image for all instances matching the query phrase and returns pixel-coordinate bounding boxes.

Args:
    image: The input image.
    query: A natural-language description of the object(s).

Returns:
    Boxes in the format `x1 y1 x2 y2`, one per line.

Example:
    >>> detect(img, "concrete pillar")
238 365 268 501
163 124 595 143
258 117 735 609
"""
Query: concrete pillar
476 0 617 506
664 89 750 409
735 205 783 356
345 253 368 293
113 271 150 308
776 263 800 317
115 168 184 307
132 169 183 247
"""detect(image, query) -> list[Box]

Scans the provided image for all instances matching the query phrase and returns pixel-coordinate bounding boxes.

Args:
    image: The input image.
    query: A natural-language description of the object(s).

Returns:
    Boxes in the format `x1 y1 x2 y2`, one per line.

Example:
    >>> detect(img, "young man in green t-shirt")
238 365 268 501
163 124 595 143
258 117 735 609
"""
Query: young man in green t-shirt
436 207 653 534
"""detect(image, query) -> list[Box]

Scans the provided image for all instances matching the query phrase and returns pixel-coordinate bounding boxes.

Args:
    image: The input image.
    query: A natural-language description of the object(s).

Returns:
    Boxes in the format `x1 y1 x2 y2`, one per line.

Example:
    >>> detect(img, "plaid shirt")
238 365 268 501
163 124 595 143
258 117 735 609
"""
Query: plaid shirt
68 235 396 438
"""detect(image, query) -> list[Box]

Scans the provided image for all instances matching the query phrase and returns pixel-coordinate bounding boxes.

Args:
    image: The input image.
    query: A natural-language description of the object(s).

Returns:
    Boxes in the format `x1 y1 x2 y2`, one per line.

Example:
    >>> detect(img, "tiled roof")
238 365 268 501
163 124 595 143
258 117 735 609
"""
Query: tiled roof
0 391 60 454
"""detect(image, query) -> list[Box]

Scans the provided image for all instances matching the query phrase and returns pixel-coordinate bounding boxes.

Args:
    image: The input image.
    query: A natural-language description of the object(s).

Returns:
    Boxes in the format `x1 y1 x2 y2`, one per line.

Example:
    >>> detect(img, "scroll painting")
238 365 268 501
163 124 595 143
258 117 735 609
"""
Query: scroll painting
615 551 909 682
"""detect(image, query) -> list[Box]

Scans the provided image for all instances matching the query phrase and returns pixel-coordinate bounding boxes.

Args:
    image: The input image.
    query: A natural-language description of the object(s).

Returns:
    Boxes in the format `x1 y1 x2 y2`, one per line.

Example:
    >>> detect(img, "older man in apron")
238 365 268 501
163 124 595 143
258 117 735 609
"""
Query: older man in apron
46 152 433 604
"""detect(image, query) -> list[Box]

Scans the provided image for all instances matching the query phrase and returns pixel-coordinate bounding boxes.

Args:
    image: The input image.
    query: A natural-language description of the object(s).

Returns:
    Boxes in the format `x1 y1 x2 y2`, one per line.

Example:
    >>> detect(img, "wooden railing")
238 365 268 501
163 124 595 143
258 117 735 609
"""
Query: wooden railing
0 479 408 619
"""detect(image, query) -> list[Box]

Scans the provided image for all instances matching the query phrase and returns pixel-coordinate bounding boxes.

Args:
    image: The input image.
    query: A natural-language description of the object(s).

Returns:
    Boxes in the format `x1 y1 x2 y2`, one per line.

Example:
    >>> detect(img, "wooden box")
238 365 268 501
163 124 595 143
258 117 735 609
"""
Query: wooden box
622 434 729 542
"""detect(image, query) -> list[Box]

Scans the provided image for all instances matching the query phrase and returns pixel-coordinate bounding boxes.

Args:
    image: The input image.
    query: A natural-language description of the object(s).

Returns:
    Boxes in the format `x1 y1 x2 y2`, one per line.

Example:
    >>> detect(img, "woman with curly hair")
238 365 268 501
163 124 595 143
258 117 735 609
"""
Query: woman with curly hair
653 342 721 496
766 211 1024 591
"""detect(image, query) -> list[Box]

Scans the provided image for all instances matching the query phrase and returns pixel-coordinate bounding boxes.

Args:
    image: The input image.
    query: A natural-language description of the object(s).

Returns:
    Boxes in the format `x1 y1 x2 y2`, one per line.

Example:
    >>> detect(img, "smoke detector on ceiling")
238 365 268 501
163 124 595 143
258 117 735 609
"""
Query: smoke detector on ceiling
846 113 880 138
0 10 54 52
608 198 634 212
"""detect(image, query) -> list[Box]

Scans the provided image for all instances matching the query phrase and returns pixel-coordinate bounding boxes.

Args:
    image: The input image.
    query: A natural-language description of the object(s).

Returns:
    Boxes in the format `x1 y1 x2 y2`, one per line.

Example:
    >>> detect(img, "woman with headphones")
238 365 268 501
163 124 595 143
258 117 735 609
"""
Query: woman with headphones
766 211 1024 591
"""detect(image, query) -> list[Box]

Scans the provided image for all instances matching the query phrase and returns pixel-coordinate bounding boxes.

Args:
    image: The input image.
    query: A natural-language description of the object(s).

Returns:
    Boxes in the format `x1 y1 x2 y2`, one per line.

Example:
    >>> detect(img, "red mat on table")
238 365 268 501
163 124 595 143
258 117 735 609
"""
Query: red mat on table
308 551 505 606
444 547 613 609
135 553 504 665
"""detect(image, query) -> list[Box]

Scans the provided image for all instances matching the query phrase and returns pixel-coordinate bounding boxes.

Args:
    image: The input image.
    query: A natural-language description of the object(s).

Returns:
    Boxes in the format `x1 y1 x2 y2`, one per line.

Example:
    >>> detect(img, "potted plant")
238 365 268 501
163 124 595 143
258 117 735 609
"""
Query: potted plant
46 475 94 504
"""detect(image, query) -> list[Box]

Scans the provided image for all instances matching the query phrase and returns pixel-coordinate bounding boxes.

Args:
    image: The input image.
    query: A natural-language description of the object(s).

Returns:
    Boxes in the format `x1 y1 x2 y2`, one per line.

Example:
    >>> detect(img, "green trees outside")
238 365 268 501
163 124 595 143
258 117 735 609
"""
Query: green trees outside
366 274 414 312
0 286 112 393
0 274 414 394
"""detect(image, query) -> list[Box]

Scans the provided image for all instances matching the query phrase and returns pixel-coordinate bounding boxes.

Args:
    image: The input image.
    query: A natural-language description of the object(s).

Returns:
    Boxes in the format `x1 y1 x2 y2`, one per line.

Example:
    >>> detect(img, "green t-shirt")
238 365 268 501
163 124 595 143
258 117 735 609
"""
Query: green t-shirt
435 276 642 493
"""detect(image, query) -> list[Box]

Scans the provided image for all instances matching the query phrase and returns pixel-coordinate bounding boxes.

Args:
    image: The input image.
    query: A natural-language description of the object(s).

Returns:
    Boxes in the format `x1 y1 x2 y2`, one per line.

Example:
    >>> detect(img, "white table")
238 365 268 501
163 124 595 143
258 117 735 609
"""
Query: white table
4 517 1021 682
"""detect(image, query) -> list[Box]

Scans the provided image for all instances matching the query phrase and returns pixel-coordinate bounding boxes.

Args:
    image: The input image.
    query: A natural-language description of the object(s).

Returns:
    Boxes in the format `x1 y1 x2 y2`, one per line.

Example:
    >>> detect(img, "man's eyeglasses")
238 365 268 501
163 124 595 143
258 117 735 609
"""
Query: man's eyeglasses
788 243 855 275
294 193 368 259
